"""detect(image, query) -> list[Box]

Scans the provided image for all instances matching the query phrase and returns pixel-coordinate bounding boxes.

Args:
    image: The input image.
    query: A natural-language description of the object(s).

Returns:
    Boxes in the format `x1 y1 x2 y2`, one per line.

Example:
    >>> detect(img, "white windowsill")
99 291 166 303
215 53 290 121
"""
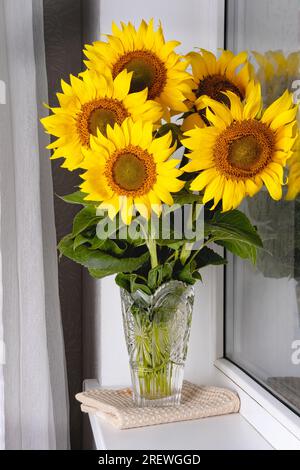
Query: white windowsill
84 379 272 450
213 359 300 450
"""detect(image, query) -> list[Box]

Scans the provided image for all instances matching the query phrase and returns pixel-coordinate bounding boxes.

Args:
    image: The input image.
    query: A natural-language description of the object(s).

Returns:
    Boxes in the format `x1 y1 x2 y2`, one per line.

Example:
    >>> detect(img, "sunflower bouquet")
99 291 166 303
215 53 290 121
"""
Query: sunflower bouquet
42 20 299 406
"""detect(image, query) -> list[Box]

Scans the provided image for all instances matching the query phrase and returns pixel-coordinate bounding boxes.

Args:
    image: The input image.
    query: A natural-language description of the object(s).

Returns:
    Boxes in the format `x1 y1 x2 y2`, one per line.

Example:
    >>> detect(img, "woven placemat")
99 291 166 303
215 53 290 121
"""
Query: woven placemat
76 380 240 430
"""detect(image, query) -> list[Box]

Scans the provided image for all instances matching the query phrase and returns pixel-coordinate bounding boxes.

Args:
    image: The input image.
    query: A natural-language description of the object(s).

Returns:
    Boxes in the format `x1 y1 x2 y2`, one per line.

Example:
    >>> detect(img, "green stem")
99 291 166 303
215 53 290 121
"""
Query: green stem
165 249 180 264
139 221 158 269
180 201 196 265
134 314 173 400
179 242 193 265
147 237 158 269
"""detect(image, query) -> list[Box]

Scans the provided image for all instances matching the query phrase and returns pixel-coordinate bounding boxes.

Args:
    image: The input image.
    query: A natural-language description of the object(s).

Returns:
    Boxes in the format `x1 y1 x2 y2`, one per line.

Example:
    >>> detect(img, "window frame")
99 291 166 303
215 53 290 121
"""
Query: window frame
209 254 300 449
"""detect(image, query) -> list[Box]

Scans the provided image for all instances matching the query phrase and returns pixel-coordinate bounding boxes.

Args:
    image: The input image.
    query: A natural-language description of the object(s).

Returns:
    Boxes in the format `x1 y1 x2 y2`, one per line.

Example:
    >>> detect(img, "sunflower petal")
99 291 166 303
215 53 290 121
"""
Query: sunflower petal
261 172 282 200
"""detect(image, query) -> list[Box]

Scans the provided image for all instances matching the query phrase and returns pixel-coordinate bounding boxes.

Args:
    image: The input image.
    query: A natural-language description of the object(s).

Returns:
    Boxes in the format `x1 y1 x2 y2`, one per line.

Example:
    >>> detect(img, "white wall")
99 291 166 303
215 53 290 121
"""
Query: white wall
83 0 225 387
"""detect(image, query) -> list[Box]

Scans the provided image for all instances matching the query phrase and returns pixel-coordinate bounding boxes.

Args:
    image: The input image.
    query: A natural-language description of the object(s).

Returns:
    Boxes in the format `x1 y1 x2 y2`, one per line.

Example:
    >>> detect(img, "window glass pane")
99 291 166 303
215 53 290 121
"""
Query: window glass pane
225 0 300 415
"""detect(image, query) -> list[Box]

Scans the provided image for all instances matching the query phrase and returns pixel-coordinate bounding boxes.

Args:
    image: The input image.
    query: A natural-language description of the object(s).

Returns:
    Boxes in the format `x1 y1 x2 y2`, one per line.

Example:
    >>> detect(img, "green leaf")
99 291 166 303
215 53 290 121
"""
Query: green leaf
58 234 73 259
172 191 203 206
173 247 225 284
193 271 202 281
115 262 175 294
58 235 149 278
205 209 263 248
155 235 185 249
147 267 162 291
72 205 99 236
155 123 183 147
59 190 97 206
147 263 174 292
194 246 227 269
129 275 152 295
175 261 198 284
114 272 129 290
73 234 90 250
94 238 128 256
115 273 152 295
216 239 257 264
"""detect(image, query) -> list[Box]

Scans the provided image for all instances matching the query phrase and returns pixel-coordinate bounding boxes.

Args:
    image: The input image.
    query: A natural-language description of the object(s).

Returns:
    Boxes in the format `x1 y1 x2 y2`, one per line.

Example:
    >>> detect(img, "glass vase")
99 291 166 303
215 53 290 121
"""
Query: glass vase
120 280 194 407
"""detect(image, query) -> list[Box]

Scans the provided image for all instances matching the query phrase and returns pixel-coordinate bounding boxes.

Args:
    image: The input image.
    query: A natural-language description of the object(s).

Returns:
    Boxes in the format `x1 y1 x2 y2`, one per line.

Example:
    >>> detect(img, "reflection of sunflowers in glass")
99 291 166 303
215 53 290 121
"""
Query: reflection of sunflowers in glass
253 50 300 105
183 83 298 211
80 118 184 224
252 50 300 200
83 19 192 117
286 142 300 200
41 69 162 170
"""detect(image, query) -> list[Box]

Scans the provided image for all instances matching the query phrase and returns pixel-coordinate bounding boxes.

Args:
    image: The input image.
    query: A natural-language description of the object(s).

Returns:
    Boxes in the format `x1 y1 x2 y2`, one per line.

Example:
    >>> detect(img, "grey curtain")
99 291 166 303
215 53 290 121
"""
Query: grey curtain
0 0 69 449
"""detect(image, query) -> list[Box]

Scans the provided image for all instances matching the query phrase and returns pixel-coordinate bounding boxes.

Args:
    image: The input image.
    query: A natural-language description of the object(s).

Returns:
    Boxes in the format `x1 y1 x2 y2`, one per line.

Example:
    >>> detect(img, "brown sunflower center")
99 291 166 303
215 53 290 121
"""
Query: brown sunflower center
214 120 275 178
112 50 167 99
196 74 244 105
229 135 262 170
104 145 157 196
113 153 147 191
77 98 129 145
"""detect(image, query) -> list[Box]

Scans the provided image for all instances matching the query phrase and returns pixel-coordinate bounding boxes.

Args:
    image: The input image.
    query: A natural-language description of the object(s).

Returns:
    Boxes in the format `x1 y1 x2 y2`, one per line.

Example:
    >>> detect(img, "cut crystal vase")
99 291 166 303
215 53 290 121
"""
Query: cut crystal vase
120 280 194 407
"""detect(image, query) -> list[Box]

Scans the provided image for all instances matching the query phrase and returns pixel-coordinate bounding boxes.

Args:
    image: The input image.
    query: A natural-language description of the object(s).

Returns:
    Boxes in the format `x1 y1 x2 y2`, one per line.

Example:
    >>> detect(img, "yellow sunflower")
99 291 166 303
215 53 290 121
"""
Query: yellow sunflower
83 19 192 117
184 49 254 127
41 68 163 170
183 82 298 211
80 118 185 224
286 141 300 200
181 47 257 153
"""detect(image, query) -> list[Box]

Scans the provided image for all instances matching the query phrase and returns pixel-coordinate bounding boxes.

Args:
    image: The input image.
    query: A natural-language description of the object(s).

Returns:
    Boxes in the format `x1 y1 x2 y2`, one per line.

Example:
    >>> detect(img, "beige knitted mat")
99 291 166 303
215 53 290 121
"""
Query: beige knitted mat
76 381 240 430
